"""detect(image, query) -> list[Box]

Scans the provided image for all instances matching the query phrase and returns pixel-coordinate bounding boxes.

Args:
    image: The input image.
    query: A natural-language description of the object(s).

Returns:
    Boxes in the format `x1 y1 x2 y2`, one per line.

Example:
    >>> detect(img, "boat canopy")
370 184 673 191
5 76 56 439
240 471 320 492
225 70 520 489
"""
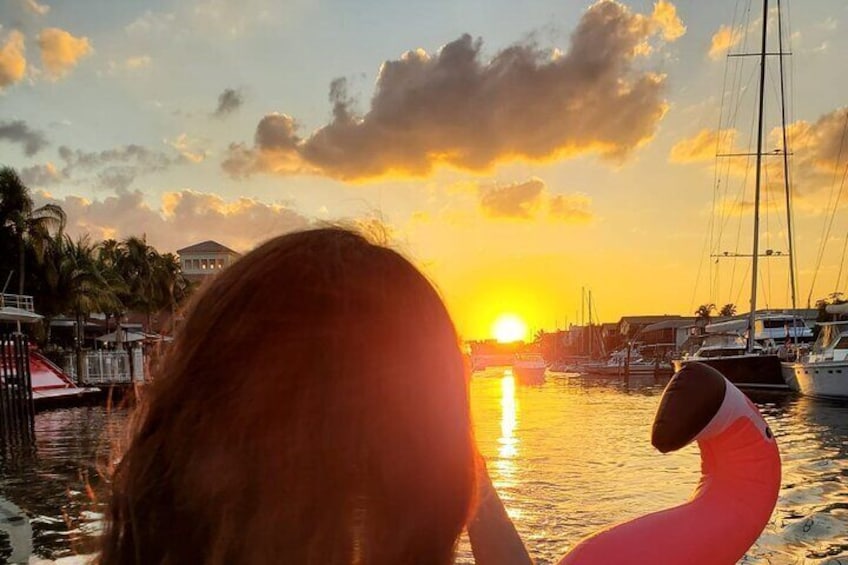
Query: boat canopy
0 307 43 323
825 303 848 315
705 319 748 334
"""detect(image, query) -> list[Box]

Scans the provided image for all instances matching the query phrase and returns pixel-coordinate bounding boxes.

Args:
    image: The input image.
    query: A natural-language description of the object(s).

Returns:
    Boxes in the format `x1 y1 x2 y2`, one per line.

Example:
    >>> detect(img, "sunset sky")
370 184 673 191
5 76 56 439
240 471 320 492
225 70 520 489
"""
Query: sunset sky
1 0 847 339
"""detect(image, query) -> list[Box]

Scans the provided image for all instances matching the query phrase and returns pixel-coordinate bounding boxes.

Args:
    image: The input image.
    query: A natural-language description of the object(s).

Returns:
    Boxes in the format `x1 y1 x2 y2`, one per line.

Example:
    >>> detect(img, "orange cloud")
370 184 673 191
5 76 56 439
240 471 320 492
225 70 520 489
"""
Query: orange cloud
669 128 738 163
672 107 848 211
34 189 310 253
478 177 593 223
38 27 92 80
224 0 683 182
652 0 686 41
549 192 593 223
709 25 742 60
0 30 27 90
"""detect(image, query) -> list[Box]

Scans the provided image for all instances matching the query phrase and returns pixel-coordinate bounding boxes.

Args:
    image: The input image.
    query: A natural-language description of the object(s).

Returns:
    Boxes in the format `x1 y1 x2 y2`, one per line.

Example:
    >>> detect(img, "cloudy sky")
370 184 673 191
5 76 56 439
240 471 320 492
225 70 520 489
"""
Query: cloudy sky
1 0 846 339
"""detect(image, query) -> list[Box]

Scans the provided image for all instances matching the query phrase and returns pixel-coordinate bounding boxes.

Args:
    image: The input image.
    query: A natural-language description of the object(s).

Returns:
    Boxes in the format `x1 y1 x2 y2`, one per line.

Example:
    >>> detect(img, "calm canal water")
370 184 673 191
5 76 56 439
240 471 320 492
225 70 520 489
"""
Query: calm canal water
1 370 847 564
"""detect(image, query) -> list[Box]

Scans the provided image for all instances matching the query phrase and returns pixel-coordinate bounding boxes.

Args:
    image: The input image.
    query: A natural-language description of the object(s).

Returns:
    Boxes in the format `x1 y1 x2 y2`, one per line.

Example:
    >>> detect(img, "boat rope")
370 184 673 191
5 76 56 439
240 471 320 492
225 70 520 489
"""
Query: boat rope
835 231 848 295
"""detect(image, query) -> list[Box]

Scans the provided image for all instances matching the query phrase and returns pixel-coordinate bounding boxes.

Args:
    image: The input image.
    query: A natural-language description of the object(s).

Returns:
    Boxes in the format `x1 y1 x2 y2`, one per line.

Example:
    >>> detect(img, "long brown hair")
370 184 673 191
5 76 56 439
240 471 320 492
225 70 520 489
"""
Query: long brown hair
99 228 475 564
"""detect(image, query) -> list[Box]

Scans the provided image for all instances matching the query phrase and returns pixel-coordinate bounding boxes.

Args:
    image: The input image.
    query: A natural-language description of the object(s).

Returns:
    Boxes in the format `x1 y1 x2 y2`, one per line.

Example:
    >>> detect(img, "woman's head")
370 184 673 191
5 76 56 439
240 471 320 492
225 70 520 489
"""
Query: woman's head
100 228 475 565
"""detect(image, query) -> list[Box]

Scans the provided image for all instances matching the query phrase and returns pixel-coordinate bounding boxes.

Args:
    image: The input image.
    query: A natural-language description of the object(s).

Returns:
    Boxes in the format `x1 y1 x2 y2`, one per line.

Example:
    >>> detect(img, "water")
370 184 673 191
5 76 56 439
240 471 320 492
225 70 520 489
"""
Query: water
1 372 847 564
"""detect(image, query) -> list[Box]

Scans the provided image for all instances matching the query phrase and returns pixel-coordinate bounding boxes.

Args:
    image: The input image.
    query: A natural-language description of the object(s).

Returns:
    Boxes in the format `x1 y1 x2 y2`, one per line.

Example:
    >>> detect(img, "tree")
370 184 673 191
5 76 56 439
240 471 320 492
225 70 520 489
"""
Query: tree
815 292 847 323
0 166 66 294
695 303 716 323
719 303 737 317
116 236 159 329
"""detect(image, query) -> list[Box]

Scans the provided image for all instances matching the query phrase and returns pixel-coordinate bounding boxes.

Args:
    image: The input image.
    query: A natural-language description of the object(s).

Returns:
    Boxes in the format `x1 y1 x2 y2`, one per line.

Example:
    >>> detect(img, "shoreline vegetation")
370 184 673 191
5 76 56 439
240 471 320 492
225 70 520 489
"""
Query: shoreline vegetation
1 166 195 349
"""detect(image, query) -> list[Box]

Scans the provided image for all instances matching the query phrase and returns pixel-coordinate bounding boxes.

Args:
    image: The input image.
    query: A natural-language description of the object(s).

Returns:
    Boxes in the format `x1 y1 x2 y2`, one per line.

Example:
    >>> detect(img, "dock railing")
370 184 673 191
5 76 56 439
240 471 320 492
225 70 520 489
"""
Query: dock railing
65 349 146 385
0 294 35 312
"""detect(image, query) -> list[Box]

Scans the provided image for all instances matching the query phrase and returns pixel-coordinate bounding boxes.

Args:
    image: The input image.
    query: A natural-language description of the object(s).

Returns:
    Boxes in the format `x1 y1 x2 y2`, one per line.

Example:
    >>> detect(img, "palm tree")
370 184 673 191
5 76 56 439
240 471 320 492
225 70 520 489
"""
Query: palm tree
719 303 737 317
695 303 716 324
62 235 115 378
96 239 130 332
0 166 66 294
117 236 159 329
150 252 192 334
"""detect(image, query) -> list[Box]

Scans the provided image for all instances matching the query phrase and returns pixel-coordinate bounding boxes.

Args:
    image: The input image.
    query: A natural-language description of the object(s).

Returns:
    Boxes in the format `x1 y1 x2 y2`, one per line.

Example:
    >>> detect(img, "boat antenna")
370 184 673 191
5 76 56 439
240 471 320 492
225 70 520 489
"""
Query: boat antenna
1 271 12 294
747 0 769 354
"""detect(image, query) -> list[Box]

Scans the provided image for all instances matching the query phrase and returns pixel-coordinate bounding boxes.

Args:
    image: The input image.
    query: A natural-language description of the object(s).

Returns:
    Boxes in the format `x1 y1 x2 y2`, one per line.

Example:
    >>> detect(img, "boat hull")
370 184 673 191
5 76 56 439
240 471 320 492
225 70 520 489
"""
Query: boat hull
673 355 787 390
513 366 546 385
781 361 848 399
584 363 672 378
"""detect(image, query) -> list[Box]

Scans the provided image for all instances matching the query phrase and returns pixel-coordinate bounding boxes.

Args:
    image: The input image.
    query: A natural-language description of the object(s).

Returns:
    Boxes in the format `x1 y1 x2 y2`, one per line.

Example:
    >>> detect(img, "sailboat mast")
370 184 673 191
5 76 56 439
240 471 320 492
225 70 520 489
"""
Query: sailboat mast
588 289 593 358
748 0 769 353
776 0 797 312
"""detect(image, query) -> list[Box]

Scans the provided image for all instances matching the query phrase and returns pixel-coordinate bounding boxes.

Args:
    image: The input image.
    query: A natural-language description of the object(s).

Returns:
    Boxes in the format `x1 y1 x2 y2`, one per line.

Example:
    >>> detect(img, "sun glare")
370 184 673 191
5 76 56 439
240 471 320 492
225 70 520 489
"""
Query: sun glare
492 314 528 343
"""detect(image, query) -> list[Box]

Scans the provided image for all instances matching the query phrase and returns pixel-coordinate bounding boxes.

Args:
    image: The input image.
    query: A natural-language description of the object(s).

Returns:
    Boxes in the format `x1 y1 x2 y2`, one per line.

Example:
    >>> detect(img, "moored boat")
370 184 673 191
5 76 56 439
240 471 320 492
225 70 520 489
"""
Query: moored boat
512 353 546 385
673 333 786 390
780 321 848 399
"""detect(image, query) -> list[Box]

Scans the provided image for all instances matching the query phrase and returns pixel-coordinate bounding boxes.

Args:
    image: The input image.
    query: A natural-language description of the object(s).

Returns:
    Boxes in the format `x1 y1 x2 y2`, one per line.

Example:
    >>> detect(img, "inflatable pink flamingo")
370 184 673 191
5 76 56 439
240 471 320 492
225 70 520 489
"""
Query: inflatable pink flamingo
560 362 781 565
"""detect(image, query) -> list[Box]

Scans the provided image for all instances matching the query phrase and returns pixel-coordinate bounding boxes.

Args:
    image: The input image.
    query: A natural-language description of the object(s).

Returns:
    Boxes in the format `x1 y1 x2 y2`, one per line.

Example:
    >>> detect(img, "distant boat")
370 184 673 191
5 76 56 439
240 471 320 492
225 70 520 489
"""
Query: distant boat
584 347 671 378
781 320 848 399
512 353 546 385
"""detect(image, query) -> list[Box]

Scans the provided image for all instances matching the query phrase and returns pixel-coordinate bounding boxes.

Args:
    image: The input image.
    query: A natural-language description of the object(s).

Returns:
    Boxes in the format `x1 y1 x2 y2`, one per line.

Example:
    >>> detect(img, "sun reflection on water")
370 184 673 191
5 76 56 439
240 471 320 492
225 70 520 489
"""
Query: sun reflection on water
496 369 519 492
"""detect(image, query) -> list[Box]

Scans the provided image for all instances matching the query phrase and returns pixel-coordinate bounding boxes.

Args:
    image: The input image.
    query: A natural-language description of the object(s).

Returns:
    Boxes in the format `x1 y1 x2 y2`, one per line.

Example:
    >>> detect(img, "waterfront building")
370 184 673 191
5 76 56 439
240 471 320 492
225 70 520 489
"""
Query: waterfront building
177 240 240 284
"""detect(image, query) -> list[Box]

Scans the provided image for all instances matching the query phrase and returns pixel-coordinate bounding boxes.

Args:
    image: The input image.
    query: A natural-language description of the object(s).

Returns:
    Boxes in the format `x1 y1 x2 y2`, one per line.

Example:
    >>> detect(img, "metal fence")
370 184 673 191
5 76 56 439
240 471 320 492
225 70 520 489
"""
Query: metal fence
65 348 145 385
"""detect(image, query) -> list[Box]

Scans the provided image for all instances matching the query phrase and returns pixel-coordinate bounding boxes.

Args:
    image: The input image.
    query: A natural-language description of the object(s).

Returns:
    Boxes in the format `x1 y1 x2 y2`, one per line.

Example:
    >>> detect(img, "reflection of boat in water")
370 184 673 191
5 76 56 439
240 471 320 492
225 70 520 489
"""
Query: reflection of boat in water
781 321 848 399
512 353 546 385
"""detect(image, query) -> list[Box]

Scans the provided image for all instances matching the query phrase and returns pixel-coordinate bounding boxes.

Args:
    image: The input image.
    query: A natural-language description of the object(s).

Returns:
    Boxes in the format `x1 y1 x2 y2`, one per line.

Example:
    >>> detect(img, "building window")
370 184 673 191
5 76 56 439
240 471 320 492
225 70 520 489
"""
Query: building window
218 258 225 268
201 259 207 270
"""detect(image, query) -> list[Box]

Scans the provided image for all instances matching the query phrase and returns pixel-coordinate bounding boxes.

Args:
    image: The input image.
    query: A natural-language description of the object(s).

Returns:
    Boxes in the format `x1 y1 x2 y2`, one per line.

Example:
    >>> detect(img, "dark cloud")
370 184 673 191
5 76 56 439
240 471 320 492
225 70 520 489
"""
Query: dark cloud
223 0 684 181
478 177 593 223
0 120 48 156
56 143 187 190
213 88 244 118
96 168 137 192
34 189 311 253
58 144 178 173
19 162 63 186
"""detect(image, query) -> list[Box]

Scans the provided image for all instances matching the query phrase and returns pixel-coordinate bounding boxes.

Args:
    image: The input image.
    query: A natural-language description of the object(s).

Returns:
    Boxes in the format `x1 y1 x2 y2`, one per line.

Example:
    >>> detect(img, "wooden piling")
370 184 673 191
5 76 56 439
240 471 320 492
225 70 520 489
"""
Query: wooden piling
0 333 35 452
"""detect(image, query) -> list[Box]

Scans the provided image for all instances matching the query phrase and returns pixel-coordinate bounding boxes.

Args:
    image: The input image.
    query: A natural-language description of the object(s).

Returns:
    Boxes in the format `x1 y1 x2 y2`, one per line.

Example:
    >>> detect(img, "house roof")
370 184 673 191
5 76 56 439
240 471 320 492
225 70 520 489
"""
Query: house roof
619 315 689 325
641 319 699 333
177 240 238 255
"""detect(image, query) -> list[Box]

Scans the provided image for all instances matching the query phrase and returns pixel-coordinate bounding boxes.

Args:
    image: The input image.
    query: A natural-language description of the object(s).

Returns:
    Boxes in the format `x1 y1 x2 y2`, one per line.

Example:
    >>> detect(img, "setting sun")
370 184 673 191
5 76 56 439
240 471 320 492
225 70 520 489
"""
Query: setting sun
492 314 528 343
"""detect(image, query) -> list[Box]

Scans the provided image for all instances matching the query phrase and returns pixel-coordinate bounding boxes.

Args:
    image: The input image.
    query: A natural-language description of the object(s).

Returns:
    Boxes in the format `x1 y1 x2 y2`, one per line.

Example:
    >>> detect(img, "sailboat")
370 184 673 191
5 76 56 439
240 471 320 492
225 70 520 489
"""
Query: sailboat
674 0 800 390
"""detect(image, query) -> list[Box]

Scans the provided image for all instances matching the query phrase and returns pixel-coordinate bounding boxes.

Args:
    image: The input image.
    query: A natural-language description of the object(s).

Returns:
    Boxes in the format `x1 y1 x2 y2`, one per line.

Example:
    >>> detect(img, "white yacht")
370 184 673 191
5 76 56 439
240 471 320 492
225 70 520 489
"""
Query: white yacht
512 353 546 385
781 321 848 399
